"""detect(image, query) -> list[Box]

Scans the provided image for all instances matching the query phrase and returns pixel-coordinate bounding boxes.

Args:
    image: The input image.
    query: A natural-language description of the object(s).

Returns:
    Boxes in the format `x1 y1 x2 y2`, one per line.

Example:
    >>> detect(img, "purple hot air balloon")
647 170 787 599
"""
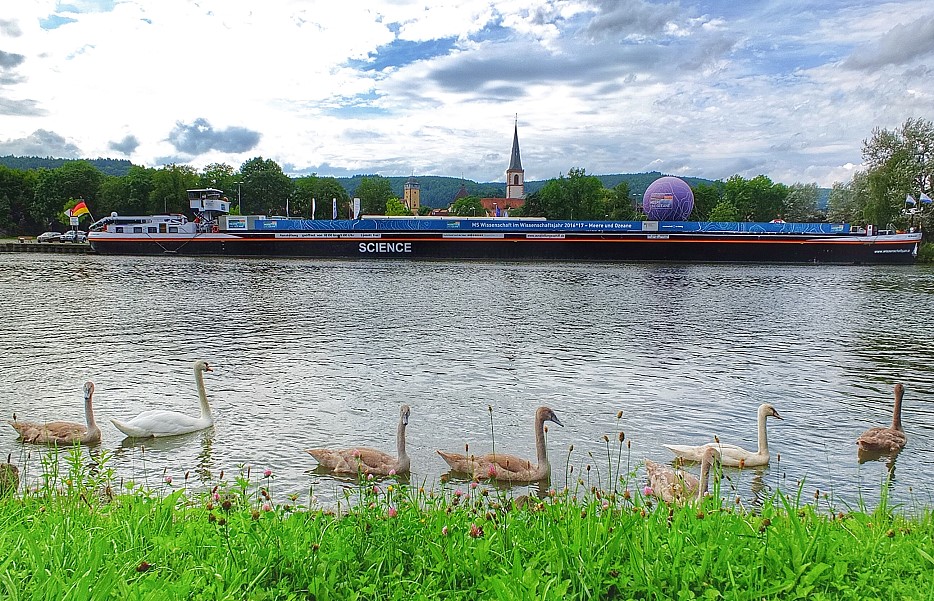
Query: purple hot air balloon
642 176 695 221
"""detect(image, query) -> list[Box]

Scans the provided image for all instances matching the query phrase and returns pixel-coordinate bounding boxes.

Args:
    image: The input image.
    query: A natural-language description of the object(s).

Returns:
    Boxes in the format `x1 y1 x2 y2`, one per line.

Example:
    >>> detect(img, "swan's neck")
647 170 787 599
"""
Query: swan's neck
892 389 904 432
534 414 548 468
396 416 407 459
756 410 769 456
85 393 97 429
196 368 212 419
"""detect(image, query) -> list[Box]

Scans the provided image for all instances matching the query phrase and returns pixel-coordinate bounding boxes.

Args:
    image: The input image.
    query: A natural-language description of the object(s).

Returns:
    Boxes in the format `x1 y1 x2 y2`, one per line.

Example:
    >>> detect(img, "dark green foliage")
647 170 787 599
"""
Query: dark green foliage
0 155 133 176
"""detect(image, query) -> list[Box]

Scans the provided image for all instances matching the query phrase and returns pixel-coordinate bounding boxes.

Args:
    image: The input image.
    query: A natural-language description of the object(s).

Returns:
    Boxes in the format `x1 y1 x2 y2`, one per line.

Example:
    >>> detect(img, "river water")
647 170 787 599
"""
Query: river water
1 253 932 512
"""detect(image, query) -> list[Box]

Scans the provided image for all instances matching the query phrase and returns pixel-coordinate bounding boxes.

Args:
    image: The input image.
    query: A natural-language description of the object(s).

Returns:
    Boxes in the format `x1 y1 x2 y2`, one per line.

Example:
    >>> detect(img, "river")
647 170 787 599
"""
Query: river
2 253 932 511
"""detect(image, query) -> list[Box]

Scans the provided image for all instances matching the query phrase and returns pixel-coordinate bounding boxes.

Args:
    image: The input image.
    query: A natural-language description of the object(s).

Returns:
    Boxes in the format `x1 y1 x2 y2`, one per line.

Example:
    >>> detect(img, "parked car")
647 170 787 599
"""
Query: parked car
60 230 88 243
36 231 62 243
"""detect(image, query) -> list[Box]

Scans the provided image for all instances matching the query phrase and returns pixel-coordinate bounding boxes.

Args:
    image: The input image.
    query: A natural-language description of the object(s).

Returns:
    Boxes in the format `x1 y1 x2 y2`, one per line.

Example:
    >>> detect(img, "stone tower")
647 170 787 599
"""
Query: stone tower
506 119 525 200
403 176 420 214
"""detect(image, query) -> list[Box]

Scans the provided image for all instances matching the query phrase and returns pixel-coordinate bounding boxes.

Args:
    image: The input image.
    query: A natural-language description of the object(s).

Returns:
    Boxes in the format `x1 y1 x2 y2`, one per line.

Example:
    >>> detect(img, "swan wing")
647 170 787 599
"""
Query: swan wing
857 427 907 452
112 411 211 438
663 444 710 462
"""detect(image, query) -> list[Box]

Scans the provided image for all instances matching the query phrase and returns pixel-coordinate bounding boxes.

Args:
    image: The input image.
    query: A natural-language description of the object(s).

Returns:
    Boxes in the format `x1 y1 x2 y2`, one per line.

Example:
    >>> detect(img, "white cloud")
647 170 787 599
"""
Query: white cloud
0 0 929 186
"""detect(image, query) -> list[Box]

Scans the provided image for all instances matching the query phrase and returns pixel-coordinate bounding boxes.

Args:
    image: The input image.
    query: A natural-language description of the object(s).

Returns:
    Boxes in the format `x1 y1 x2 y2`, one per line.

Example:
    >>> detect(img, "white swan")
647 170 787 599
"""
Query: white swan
664 403 782 467
9 381 101 445
111 360 214 438
437 406 563 482
645 447 720 504
307 404 411 476
857 383 907 453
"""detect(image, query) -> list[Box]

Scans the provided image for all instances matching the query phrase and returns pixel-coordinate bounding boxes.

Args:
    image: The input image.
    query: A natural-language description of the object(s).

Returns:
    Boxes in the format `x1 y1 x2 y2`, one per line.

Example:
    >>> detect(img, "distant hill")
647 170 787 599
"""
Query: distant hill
0 155 133 177
334 172 719 208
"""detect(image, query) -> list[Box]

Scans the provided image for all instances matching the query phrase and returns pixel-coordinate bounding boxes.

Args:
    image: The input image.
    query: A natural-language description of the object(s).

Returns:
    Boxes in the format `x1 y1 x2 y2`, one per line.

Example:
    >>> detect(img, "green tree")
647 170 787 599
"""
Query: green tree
0 165 38 234
783 183 820 222
860 118 934 227
606 181 638 220
450 195 485 217
240 157 293 215
827 176 862 224
151 164 199 214
385 197 411 216
708 200 739 222
690 182 722 221
354 176 393 215
537 168 606 220
722 174 788 221
30 161 103 227
294 175 351 218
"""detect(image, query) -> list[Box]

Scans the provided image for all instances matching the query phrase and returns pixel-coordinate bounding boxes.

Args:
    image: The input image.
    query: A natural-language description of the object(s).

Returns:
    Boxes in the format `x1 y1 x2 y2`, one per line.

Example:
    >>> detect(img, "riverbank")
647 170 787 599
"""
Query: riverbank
0 237 91 253
1 450 931 600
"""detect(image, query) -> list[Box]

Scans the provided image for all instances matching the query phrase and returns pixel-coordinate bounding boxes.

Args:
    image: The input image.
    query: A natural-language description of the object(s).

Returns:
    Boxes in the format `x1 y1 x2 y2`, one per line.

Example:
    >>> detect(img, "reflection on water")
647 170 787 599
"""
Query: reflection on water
1 254 932 511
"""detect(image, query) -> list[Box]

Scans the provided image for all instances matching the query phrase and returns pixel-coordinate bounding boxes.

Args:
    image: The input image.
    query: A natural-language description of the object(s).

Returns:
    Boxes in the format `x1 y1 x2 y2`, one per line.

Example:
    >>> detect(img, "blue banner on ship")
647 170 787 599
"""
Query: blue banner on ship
252 218 850 235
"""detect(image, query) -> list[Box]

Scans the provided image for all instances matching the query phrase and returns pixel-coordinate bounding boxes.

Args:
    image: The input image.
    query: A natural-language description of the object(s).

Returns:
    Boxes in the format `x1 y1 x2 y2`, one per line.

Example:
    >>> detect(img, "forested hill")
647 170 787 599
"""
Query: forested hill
0 156 133 177
343 172 717 208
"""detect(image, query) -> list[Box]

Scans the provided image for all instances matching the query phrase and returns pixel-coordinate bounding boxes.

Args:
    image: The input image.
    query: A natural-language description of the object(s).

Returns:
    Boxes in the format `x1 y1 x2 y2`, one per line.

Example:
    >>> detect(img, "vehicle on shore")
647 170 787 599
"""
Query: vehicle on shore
36 231 62 243
60 230 88 243
86 188 922 265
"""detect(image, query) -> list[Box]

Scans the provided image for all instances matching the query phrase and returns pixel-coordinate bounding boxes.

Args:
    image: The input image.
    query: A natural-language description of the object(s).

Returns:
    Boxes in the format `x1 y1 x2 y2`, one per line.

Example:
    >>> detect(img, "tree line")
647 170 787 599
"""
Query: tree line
0 119 930 235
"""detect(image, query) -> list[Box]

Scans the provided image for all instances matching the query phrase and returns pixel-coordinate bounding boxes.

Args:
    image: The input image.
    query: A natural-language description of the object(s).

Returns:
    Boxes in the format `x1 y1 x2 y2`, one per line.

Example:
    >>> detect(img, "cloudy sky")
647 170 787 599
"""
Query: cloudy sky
0 1 931 186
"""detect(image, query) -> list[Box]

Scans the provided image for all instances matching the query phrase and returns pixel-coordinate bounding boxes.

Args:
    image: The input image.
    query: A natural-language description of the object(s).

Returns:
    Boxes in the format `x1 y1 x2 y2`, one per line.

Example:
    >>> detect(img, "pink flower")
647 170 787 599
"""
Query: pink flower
388 469 396 476
441 525 449 536
164 476 172 485
470 481 478 490
352 449 361 458
454 490 463 497
643 486 653 497
387 506 398 518
487 464 497 478
372 486 379 495
602 501 610 511
213 493 220 502
262 502 272 512
469 523 484 538
367 473 374 481
263 469 272 478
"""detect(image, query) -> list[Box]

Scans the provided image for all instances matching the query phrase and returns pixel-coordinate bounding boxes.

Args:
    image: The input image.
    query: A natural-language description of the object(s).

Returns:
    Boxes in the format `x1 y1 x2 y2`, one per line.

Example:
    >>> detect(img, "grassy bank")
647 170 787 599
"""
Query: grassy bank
0 449 932 600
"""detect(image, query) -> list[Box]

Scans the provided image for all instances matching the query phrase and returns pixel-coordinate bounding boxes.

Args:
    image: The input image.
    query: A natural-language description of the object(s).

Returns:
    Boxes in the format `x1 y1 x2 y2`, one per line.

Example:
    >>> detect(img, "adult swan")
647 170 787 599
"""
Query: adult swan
111 360 215 438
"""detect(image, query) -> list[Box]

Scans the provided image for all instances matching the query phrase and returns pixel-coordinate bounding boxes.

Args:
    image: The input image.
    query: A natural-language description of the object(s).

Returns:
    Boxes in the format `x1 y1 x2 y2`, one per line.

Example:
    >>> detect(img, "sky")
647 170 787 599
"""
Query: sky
0 1 932 187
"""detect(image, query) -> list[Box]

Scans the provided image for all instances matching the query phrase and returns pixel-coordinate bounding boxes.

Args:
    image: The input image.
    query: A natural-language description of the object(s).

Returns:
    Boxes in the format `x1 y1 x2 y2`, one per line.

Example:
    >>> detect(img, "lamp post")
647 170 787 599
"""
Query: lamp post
236 182 242 215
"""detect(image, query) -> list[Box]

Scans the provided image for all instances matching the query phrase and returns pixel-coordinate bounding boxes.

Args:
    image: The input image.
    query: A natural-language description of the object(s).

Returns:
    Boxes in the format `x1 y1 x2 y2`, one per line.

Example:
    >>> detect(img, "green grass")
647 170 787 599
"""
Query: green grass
0 447 932 600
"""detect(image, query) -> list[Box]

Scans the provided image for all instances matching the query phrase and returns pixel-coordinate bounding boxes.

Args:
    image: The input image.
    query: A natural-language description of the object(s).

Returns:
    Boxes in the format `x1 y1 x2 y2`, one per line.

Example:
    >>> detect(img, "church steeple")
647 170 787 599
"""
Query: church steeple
506 117 525 199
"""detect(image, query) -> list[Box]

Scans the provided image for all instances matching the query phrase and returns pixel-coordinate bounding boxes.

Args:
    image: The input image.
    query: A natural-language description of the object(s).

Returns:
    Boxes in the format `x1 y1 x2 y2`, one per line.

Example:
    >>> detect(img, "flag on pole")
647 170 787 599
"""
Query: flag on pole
332 198 337 219
71 201 91 219
921 192 933 204
905 194 917 206
311 197 316 219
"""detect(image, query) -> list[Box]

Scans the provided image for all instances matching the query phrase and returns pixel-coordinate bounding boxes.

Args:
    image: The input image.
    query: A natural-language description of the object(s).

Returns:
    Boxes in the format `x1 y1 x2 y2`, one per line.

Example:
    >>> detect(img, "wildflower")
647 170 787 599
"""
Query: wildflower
264 469 272 478
262 502 272 512
251 510 259 520
352 449 361 458
164 476 172 485
136 561 152 573
388 506 398 518
487 464 497 478
454 490 463 497
469 523 484 538
441 525 449 536
643 486 653 497
367 473 374 481
213 492 220 502
389 469 396 476
470 481 478 490
623 489 631 501
602 501 610 511
387 485 394 493
208 513 217 523
222 499 232 512
372 486 379 495
217 518 227 526
616 410 623 419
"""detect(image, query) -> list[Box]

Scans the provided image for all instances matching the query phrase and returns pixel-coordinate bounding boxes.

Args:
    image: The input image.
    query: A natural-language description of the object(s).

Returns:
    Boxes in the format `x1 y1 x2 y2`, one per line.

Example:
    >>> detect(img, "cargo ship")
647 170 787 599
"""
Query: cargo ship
86 188 922 264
